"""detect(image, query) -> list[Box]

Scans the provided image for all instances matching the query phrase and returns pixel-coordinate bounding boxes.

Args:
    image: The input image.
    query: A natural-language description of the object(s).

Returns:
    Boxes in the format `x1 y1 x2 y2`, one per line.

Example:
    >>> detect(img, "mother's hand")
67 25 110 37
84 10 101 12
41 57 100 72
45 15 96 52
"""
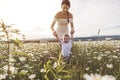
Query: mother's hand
70 30 75 34
53 31 58 37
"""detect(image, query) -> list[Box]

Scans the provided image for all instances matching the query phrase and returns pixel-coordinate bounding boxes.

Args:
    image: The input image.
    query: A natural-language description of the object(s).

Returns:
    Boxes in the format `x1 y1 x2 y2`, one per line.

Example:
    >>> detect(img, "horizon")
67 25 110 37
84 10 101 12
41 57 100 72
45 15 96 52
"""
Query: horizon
23 34 120 41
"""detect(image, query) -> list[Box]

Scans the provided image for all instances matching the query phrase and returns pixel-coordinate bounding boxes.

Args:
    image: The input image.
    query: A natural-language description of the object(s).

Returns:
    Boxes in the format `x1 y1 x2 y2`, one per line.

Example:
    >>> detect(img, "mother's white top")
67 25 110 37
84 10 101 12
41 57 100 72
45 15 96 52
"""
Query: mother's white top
53 18 73 39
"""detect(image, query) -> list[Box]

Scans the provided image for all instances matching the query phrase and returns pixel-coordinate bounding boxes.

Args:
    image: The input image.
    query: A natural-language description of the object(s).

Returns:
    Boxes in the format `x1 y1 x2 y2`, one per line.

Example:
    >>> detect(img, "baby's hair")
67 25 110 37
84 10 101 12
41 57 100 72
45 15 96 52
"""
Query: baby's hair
61 0 70 8
62 34 70 39
64 34 69 37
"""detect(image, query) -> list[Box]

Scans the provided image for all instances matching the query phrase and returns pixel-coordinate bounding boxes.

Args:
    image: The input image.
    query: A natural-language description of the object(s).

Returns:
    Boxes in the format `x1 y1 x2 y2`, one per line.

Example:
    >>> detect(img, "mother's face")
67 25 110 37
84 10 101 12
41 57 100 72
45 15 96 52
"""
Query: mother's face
61 4 69 12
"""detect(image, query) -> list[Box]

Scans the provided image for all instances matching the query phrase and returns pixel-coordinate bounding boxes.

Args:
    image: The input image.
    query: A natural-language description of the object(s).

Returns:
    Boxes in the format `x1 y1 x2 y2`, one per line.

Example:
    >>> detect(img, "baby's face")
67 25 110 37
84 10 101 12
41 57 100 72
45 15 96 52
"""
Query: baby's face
63 36 70 42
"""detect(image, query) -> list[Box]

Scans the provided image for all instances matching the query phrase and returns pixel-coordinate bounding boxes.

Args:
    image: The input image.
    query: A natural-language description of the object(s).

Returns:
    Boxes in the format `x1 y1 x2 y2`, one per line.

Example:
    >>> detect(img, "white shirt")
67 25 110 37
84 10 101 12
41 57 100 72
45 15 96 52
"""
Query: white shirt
60 40 72 57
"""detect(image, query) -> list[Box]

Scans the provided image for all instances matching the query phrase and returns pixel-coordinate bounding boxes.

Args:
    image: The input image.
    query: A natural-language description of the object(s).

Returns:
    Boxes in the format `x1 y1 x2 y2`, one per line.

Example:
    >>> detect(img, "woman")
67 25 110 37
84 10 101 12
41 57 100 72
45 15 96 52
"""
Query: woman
50 0 75 40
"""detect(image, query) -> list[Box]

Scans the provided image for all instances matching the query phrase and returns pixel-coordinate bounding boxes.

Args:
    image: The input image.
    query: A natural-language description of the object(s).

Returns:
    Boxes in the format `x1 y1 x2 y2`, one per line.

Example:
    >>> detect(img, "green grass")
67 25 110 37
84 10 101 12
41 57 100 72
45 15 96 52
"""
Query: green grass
0 40 120 80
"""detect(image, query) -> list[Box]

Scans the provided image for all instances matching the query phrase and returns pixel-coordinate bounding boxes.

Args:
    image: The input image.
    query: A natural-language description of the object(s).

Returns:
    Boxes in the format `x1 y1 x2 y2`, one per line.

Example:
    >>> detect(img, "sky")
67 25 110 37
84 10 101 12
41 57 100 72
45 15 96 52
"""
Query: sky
0 0 120 40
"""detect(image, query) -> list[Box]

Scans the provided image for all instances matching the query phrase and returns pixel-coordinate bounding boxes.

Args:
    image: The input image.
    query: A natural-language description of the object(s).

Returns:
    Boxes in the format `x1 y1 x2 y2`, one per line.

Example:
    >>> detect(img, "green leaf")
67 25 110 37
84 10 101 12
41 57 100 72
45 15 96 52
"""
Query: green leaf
11 38 23 48
57 64 65 73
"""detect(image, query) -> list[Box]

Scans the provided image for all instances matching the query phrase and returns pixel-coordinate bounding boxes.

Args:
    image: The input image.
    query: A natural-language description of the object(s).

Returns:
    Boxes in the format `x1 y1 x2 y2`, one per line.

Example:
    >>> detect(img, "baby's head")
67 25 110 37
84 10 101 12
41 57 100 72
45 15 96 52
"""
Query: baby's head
62 34 70 42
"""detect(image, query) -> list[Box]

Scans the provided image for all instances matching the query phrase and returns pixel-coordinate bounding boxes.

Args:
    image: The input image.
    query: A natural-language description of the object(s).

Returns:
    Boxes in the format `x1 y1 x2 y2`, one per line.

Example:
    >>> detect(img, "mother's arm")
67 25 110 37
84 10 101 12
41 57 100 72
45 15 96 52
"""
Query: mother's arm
70 22 75 34
50 21 58 38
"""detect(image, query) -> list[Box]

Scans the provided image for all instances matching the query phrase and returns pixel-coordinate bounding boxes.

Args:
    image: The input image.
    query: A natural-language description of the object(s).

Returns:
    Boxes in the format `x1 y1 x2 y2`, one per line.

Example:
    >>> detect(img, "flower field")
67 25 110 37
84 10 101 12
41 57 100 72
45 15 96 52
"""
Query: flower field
0 40 120 80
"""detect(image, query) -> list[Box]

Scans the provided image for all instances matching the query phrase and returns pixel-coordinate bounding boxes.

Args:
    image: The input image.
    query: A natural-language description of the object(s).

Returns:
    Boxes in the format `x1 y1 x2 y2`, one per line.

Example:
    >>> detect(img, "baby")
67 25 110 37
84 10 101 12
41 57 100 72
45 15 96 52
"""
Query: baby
56 33 73 61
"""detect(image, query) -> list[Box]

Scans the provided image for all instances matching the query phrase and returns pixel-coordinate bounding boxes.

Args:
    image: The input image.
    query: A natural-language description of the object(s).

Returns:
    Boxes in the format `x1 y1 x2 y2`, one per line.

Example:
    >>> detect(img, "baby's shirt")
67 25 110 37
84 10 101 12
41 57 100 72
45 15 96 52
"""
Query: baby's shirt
60 40 72 57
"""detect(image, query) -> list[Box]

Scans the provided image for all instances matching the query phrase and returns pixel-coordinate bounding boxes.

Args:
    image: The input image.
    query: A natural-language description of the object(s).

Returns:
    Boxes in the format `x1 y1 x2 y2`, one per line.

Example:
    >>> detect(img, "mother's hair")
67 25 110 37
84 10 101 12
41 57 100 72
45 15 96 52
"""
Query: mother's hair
61 0 70 8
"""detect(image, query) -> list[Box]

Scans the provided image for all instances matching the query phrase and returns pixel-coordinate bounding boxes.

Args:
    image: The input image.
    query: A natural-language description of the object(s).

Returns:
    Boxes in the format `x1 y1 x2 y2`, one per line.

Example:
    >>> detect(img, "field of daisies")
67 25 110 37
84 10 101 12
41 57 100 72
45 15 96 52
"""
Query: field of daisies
0 40 120 80
0 20 120 80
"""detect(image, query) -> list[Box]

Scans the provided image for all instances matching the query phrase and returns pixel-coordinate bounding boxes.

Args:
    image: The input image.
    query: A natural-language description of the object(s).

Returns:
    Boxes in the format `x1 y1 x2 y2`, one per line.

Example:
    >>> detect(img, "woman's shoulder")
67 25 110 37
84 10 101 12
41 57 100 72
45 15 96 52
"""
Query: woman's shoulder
55 11 73 18
55 11 62 18
68 12 73 18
